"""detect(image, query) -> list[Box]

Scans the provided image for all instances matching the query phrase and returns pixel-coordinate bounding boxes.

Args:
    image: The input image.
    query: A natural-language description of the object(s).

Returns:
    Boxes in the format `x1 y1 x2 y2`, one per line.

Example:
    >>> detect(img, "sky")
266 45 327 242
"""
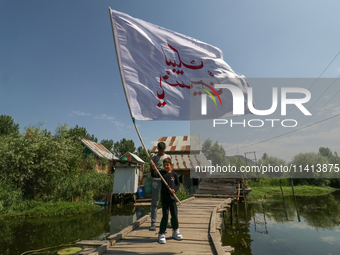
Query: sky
1 0 340 162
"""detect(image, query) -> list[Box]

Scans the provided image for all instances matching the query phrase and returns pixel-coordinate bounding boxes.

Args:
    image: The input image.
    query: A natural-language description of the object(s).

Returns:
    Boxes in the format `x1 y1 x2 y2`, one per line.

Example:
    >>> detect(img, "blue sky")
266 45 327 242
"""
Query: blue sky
1 0 340 161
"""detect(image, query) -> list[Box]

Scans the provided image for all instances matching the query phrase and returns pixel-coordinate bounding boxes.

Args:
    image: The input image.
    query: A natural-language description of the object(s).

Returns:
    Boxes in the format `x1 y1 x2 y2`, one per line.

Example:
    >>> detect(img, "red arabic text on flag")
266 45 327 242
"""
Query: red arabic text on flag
110 9 250 121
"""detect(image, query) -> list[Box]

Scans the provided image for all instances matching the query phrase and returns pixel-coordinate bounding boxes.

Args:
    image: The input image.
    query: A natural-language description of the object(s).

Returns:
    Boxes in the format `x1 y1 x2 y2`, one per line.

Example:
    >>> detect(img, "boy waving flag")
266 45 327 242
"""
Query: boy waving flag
109 7 251 243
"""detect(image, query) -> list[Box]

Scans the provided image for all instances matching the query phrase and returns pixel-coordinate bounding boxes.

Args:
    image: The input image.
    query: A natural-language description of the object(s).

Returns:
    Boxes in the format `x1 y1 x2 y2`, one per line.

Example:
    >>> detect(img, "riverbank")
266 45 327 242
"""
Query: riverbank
248 185 337 201
0 201 100 219
0 187 192 219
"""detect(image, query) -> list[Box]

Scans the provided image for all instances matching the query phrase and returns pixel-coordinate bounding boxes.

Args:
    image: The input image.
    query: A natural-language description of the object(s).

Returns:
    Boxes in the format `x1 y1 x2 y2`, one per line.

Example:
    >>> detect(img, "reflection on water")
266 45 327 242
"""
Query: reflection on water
222 190 340 255
0 204 149 255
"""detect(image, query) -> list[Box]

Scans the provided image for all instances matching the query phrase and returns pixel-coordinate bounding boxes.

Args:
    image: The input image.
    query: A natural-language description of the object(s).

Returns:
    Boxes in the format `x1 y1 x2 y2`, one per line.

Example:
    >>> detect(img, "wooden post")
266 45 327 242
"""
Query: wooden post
261 203 268 234
236 199 239 217
241 181 248 220
253 208 257 232
291 178 301 222
279 179 288 220
242 181 246 204
230 203 233 226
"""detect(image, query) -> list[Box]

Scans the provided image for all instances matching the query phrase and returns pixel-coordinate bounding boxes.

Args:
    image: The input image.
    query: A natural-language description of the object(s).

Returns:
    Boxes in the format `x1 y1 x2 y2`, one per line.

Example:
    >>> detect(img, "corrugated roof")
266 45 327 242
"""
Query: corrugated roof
150 135 201 154
121 151 145 164
170 154 211 170
80 138 118 160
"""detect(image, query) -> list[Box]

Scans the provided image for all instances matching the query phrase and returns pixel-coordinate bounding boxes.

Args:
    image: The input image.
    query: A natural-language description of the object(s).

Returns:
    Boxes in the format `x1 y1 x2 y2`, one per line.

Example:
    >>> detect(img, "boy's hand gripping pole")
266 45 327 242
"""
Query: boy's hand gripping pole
150 161 181 204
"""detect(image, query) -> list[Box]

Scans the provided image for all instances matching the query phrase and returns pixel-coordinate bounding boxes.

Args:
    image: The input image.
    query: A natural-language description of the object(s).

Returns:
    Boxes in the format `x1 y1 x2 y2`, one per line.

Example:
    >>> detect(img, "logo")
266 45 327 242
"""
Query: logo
200 84 312 128
201 85 311 116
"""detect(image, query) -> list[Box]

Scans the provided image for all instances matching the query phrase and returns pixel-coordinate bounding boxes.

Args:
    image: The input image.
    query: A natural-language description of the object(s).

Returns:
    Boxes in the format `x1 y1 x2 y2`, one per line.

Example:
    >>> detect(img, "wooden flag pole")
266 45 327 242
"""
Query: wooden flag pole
132 118 181 204
108 7 180 204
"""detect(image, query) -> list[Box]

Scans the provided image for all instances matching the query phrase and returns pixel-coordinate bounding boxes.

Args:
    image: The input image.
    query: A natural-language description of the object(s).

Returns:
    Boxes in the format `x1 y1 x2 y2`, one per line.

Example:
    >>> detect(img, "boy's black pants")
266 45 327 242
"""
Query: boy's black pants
159 200 178 234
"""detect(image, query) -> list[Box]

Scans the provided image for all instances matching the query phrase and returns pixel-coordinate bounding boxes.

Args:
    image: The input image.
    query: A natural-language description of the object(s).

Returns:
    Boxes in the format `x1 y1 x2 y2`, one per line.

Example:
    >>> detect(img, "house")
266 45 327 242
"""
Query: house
119 151 145 182
150 135 211 193
80 138 118 173
120 151 145 167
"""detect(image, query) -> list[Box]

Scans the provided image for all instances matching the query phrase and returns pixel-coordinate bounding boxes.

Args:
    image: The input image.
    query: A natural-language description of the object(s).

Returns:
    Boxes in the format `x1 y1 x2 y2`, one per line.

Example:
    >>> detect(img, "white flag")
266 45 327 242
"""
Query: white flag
110 9 251 121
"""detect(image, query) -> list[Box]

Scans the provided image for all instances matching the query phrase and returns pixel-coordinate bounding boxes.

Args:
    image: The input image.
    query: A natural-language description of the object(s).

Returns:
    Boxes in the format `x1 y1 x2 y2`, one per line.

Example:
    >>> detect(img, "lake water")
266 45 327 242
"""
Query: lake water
222 190 340 255
2 191 340 255
0 204 150 255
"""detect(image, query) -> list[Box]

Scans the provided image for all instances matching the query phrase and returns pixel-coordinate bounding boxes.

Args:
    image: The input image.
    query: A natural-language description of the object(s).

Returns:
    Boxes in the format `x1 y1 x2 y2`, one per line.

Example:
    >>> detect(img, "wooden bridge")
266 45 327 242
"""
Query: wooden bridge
77 197 235 255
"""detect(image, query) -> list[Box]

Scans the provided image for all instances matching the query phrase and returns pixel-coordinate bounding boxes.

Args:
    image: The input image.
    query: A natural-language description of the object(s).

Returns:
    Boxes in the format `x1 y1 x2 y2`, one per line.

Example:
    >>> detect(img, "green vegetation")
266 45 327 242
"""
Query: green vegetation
57 247 82 255
202 138 229 166
0 115 155 218
247 179 337 201
0 201 99 219
176 187 192 201
202 138 340 201
113 138 136 157
0 116 115 218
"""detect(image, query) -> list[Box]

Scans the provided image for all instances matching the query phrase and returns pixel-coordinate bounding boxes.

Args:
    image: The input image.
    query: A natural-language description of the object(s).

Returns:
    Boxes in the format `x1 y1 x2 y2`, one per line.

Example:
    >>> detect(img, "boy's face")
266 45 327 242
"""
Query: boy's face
163 162 173 172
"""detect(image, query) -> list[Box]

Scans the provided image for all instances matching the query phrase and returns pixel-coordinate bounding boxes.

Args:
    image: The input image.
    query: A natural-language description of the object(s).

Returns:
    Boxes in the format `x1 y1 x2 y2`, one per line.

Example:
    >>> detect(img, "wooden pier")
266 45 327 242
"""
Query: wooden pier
80 197 234 255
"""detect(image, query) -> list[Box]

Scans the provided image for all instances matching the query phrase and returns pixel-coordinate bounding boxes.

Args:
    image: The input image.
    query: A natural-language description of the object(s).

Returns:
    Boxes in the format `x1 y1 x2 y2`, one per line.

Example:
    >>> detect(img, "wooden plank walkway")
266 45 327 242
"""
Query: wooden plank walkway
102 197 227 255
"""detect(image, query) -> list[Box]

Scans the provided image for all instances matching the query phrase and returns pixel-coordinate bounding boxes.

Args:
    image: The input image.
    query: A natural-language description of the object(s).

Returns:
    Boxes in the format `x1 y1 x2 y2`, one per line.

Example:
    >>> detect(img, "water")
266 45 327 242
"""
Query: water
3 192 340 255
0 204 150 255
222 190 340 255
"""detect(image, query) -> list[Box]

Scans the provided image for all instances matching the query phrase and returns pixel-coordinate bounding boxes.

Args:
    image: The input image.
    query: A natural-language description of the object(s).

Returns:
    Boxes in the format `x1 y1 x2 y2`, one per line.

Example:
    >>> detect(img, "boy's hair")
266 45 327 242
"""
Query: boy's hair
163 157 172 165
157 141 166 150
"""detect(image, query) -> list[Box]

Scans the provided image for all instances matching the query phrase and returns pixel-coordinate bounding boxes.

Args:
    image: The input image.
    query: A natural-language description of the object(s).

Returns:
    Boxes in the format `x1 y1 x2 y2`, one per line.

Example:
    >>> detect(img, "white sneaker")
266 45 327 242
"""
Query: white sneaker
158 233 166 244
172 228 183 240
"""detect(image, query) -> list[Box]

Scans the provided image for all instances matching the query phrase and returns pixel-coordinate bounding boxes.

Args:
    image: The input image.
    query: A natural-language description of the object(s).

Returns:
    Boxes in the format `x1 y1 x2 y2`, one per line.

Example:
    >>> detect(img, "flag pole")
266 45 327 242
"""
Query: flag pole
108 7 180 204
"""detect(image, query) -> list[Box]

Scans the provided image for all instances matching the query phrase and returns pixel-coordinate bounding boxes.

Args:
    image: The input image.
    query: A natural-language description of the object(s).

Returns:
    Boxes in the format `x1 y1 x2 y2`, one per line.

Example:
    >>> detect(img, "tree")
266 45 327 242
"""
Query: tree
289 152 330 186
68 125 98 142
0 124 84 199
258 154 286 178
101 139 114 153
318 147 340 164
201 138 228 165
318 147 332 158
135 146 151 175
113 138 136 157
136 146 151 163
318 147 340 187
0 115 19 136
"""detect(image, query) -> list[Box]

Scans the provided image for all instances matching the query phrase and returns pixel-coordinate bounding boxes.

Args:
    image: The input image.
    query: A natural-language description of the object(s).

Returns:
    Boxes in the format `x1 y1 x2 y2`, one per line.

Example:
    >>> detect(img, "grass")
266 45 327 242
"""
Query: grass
176 187 193 201
247 185 337 201
0 201 100 219
1 188 192 219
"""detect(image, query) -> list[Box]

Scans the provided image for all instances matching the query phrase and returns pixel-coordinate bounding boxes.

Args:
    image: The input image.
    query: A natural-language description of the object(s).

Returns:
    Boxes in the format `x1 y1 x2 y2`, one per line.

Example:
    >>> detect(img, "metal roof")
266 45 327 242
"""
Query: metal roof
171 154 211 170
150 135 201 154
80 138 118 160
121 151 145 164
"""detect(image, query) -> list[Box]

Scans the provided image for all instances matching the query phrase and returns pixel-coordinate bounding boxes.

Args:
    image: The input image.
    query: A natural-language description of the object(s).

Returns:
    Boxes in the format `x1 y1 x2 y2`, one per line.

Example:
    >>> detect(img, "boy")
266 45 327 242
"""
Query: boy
158 157 183 244
150 142 171 231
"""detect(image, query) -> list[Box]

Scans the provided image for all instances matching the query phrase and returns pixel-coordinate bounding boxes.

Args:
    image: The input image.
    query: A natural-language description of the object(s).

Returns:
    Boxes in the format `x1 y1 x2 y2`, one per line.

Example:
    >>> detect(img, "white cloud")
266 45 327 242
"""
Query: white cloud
68 110 91 116
315 102 340 116
115 121 125 127
114 121 127 131
95 114 115 120
321 236 340 245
